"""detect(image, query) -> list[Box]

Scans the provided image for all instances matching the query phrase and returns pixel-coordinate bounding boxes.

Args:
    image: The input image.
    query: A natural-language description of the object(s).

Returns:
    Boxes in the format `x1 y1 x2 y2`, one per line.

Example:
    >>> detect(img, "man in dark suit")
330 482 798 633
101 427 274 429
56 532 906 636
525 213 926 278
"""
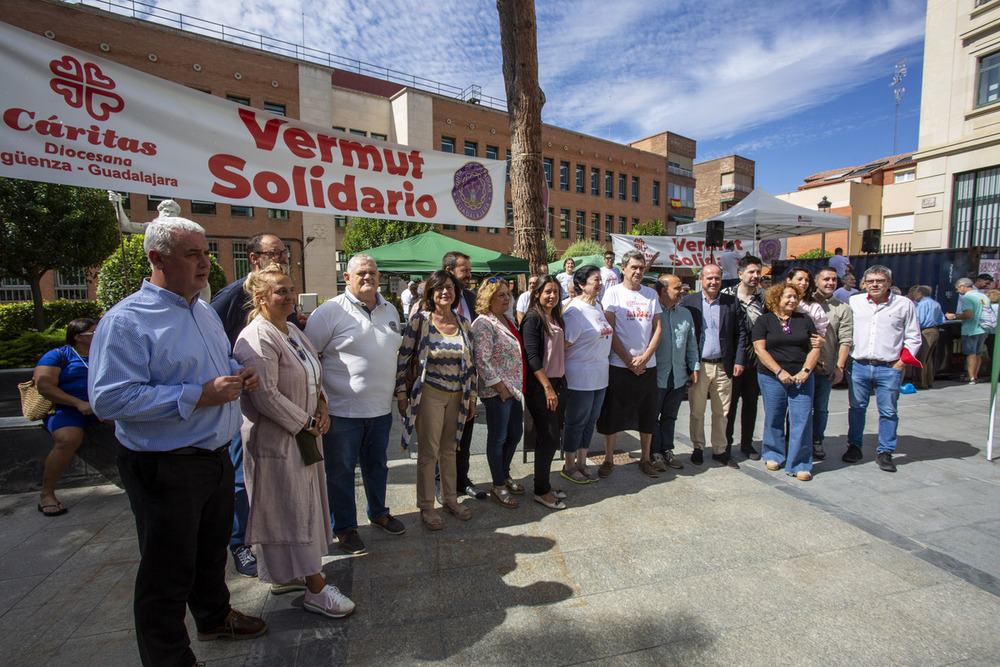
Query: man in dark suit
681 263 747 469
443 251 487 499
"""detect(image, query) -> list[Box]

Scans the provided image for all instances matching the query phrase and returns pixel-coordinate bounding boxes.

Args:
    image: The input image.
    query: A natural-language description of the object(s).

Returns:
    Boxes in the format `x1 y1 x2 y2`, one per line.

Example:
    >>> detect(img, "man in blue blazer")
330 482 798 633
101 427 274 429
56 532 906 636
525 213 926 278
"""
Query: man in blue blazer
681 264 747 469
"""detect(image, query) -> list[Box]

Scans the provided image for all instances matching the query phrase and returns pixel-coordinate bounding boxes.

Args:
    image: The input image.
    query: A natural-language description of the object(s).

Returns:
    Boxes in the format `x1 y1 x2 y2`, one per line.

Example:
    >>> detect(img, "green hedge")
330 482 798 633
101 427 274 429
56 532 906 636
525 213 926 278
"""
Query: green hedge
0 329 67 368
0 300 103 340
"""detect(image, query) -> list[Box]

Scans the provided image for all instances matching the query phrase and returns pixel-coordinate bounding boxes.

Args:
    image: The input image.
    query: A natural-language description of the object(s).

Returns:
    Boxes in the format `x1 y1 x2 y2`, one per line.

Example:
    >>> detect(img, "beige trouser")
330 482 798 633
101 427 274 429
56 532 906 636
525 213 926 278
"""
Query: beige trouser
415 386 462 511
687 361 733 454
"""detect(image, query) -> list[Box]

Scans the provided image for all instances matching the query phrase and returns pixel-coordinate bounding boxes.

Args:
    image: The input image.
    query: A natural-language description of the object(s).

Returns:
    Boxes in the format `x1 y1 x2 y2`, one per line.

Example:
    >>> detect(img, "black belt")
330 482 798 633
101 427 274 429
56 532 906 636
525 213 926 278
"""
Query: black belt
853 358 894 367
702 357 723 364
168 443 229 456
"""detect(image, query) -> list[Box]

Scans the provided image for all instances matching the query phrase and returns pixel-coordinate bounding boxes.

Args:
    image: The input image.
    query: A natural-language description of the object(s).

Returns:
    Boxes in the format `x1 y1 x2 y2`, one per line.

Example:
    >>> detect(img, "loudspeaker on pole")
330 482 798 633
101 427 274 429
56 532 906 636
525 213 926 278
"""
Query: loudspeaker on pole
706 220 724 247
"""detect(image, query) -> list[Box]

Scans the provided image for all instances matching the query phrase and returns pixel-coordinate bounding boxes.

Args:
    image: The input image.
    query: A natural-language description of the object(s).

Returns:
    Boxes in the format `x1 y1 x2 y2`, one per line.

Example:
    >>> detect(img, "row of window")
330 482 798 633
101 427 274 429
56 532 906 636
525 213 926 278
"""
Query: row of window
553 209 640 241
123 194 292 220
977 50 999 109
331 127 388 141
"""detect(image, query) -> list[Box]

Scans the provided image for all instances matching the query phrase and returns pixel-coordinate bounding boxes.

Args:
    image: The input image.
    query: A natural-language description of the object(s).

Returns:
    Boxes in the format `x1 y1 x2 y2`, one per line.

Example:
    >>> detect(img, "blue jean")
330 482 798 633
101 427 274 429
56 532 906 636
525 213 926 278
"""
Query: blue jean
651 374 686 456
483 395 524 487
758 373 814 474
848 362 903 454
562 388 606 454
323 413 392 535
811 373 833 446
228 432 249 551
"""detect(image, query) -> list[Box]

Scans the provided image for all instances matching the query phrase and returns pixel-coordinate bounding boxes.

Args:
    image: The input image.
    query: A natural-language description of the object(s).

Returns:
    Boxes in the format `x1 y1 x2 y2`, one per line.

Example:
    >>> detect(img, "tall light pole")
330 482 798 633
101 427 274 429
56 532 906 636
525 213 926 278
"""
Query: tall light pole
891 59 907 155
818 195 832 256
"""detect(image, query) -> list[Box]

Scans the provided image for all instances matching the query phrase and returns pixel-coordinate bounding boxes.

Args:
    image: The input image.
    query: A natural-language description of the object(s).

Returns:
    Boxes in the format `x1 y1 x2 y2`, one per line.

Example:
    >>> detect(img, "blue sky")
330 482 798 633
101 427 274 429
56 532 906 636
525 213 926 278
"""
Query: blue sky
136 0 927 194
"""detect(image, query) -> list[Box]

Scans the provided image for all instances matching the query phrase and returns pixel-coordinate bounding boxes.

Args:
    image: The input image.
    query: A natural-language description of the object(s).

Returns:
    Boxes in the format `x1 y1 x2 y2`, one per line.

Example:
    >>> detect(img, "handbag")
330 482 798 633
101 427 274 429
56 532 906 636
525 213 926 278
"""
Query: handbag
19 379 54 421
403 313 425 394
294 429 324 466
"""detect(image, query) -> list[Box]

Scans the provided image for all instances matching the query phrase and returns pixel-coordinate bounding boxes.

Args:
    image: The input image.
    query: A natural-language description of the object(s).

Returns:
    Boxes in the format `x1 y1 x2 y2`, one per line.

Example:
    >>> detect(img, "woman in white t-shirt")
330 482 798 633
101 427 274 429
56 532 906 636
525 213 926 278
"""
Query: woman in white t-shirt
561 266 613 482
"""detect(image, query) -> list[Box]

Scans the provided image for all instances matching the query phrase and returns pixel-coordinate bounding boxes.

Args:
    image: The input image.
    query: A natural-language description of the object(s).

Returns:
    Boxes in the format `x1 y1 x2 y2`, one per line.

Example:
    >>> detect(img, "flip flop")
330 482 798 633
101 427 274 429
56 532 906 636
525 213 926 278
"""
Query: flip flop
37 502 67 517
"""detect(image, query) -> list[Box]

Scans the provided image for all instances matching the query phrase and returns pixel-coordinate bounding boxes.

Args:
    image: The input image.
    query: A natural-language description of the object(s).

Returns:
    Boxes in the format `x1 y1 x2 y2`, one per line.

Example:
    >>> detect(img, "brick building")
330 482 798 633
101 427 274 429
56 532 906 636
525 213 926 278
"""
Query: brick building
693 155 755 222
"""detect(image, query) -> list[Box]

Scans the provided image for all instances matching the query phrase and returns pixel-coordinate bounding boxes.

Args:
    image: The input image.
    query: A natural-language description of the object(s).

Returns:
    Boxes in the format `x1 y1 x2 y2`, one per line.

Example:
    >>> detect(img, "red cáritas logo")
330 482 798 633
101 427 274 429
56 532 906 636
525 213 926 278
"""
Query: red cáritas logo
49 56 124 121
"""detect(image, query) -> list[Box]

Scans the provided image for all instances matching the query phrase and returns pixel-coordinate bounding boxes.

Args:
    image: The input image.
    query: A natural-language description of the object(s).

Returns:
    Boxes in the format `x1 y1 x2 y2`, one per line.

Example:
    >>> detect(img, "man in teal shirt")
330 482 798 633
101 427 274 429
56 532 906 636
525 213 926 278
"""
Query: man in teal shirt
650 274 700 471
946 277 988 384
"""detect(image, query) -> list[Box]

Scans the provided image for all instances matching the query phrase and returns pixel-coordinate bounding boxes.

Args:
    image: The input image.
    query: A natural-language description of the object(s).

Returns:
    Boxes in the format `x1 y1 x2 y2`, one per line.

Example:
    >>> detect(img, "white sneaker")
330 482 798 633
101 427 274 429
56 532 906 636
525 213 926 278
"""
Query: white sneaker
303 584 356 618
651 453 667 472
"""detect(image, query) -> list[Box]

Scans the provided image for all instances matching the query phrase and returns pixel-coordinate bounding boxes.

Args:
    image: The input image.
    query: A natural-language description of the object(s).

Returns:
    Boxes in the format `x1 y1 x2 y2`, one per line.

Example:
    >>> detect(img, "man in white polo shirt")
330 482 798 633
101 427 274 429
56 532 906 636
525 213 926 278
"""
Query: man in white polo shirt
305 254 404 555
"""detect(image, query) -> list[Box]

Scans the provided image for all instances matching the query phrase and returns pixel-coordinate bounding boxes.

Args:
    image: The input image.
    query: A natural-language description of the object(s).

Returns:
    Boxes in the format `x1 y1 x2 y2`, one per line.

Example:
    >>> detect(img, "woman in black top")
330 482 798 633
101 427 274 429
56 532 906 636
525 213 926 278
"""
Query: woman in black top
752 283 821 481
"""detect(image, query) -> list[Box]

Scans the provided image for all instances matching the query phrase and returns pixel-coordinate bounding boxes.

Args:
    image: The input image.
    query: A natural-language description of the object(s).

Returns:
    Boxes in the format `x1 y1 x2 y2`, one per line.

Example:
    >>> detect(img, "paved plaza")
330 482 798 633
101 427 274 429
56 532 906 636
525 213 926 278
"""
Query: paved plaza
2 380 999 665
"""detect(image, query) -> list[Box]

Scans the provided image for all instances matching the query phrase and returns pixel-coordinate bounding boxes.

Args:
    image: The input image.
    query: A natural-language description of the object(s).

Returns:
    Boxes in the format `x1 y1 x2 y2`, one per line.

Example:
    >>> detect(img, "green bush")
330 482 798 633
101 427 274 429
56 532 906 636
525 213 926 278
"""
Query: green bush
0 300 103 340
561 240 606 260
545 238 558 263
0 328 66 368
629 219 667 236
794 248 833 259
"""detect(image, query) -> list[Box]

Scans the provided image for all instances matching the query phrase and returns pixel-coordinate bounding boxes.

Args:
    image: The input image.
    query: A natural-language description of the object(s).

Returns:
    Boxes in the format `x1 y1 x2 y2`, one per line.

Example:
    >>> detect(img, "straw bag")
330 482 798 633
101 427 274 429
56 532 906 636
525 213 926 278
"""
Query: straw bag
19 379 54 421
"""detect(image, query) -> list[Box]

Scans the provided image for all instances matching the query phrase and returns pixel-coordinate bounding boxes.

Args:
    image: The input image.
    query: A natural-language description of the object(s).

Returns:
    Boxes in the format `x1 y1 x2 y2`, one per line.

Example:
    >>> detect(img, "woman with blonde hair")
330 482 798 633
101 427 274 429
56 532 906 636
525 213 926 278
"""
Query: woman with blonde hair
472 277 526 508
233 263 354 618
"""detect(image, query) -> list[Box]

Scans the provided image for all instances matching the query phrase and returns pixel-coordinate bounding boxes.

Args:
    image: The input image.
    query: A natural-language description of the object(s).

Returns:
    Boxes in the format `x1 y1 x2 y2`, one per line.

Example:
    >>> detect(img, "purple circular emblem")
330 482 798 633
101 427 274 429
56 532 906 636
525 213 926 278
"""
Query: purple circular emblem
451 162 493 221
758 239 781 265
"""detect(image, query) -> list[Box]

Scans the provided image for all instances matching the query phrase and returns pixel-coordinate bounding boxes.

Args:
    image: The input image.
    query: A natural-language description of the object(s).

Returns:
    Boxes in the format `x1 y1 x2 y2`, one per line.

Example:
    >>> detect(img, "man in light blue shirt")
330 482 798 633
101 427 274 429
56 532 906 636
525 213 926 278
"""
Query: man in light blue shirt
911 285 944 389
89 217 265 665
650 274 699 471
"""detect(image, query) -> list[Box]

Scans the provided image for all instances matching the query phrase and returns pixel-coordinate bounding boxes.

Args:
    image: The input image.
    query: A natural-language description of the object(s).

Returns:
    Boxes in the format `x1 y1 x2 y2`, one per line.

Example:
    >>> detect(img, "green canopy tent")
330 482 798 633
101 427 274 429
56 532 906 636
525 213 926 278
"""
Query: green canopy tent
357 231 529 276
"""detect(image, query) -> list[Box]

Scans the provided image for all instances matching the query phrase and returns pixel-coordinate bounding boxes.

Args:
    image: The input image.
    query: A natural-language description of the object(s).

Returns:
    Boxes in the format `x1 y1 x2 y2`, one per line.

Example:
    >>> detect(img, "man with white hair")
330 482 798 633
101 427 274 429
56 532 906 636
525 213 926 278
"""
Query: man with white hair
305 254 404 555
89 217 266 666
946 277 991 385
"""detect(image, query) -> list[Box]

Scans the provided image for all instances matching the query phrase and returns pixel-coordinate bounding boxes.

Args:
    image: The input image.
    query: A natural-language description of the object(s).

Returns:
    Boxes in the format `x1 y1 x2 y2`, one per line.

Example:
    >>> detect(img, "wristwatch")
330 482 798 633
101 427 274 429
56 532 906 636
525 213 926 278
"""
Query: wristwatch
307 416 317 431
802 367 812 375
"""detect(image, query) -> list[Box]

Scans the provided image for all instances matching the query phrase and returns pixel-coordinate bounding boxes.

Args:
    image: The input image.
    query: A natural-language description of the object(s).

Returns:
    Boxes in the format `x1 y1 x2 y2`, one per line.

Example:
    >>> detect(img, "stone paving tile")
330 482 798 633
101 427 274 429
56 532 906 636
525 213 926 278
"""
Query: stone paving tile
45 628 138 667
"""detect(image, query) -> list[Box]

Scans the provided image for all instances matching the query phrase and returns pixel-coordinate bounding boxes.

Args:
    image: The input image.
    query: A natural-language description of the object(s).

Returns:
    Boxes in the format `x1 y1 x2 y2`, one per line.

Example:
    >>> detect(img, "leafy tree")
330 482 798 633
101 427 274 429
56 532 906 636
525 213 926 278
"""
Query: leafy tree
628 219 667 236
561 239 606 260
545 238 558 263
342 217 432 256
794 248 833 259
96 234 227 311
0 178 119 330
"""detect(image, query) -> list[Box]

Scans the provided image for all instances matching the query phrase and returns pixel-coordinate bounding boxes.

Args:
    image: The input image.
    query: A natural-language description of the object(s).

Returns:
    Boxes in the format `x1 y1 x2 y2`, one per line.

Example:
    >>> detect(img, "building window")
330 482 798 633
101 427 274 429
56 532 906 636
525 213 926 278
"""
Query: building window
0 277 31 302
232 241 250 279
443 224 457 230
560 209 570 239
466 226 479 233
146 194 167 212
576 210 585 239
54 268 88 300
605 214 613 242
560 162 570 191
591 168 600 196
506 202 514 229
263 102 286 116
543 158 553 189
336 250 347 294
349 129 367 137
226 95 250 106
334 215 348 228
977 51 1000 108
576 165 585 194
591 213 600 241
190 200 217 215
548 207 556 238
464 141 478 157
619 173 626 200
632 218 639 231
605 171 613 198
441 137 455 153
370 132 387 141
206 239 219 261
488 226 499 235
668 183 695 208
230 205 254 217
332 126 346 132
619 216 627 234
632 176 640 203
883 214 914 235
268 208 290 219
894 170 915 183
951 165 1000 247
653 180 661 206
486 145 499 160
668 161 694 178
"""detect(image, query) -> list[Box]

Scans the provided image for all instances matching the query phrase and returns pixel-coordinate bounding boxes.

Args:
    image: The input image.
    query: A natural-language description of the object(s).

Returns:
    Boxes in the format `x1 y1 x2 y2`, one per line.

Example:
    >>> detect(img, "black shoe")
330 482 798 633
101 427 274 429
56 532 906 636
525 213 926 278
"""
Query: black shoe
336 529 366 555
876 452 897 473
690 448 704 465
370 513 406 535
740 443 761 461
712 453 740 469
462 485 488 500
812 443 826 461
231 545 258 578
724 443 733 458
842 445 863 463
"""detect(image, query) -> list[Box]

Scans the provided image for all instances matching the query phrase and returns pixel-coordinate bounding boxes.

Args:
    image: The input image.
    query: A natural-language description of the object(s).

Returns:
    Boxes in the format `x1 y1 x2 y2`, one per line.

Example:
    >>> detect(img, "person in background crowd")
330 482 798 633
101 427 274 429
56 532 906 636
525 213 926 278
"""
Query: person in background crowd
597 250 663 478
516 274 539 325
557 258 576 300
34 317 99 516
211 232 299 577
443 251 488 500
721 255 765 461
304 254 404 556
975 274 994 291
946 277 990 385
472 277 525 509
561 265 613 482
834 273 860 302
682 263 746 469
910 285 945 389
753 282 821 481
719 241 743 290
521 275 569 508
395 271 478 529
812 267 853 460
89 216 266 666
401 280 418 316
829 247 852 281
600 251 622 299
234 265 354 619
845 265 921 472
786 267 829 337
650 275 699 472
760 274 773 290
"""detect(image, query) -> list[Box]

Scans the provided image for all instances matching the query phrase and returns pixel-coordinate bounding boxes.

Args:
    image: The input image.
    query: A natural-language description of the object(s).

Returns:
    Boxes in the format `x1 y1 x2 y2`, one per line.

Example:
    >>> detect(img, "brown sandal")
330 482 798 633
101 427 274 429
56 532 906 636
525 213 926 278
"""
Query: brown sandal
421 510 443 530
444 502 471 520
490 486 519 508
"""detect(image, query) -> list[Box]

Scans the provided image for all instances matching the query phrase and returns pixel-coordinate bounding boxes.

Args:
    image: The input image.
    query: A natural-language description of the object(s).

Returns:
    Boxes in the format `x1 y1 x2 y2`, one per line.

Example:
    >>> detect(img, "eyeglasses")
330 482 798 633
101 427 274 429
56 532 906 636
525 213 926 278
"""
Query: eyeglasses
434 285 456 293
259 250 290 260
487 277 505 283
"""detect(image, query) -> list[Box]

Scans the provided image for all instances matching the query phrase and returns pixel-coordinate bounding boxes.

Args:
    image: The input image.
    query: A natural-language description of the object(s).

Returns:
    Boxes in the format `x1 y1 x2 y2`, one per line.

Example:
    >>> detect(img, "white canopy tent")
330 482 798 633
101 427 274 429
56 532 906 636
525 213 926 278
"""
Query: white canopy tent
675 188 850 246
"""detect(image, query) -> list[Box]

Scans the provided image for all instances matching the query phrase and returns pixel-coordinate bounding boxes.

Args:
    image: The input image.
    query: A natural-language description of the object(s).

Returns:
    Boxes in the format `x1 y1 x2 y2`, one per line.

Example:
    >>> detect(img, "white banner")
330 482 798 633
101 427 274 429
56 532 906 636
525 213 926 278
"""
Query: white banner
611 234 767 268
0 21 506 226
